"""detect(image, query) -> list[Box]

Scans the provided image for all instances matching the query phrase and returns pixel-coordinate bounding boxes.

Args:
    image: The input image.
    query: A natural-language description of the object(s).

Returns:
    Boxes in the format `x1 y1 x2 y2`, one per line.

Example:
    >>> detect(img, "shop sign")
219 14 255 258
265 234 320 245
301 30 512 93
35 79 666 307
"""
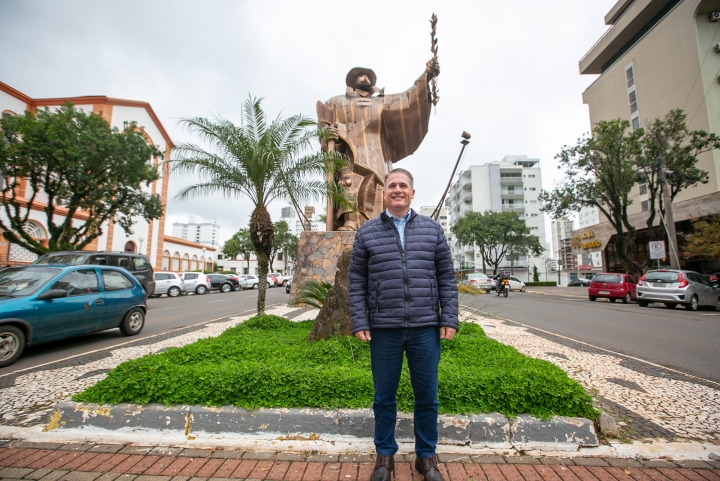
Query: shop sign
582 240 601 249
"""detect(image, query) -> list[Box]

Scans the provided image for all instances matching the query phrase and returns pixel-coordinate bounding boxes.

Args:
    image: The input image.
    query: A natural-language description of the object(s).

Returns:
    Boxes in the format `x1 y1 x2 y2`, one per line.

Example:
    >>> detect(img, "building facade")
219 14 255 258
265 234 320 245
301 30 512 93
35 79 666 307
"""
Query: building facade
418 206 449 233
445 156 549 279
570 0 720 273
172 216 220 247
0 82 215 271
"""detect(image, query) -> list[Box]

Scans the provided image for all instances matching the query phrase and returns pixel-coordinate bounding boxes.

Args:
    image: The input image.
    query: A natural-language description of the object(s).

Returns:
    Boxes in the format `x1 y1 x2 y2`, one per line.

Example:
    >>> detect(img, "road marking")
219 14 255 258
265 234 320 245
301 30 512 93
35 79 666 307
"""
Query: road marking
150 306 178 311
0 301 286 379
699 313 720 316
207 299 229 303
461 303 720 388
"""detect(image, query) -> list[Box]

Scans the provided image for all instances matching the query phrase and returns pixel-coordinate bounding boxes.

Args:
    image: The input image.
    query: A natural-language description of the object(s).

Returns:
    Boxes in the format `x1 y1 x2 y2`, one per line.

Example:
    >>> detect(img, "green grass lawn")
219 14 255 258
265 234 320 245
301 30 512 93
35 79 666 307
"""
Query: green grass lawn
75 315 597 419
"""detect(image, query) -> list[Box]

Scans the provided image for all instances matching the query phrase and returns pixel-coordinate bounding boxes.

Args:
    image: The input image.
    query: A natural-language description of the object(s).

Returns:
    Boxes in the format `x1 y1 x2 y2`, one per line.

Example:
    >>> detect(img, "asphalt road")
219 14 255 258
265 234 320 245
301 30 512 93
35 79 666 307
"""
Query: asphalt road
468 288 720 384
0 287 291 376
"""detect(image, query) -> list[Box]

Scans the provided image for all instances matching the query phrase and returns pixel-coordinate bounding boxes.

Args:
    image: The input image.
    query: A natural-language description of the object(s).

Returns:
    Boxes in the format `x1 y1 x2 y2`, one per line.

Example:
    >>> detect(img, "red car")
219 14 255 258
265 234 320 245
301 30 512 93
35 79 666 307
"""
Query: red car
588 273 637 303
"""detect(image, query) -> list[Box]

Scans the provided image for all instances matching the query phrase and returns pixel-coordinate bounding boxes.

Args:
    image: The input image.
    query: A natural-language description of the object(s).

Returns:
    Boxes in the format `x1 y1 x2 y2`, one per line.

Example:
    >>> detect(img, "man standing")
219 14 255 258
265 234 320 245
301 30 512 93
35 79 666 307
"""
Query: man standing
349 168 458 481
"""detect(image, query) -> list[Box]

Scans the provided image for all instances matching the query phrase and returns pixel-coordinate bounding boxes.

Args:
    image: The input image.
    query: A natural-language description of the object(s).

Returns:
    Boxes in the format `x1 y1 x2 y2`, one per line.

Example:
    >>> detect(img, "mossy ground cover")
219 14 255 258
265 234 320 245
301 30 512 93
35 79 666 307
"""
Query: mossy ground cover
75 315 597 419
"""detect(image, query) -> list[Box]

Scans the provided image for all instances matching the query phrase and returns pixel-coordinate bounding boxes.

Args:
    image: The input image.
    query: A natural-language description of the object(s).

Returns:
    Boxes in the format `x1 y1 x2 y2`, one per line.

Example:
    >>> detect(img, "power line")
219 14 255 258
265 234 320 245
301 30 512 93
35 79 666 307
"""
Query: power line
682 20 720 111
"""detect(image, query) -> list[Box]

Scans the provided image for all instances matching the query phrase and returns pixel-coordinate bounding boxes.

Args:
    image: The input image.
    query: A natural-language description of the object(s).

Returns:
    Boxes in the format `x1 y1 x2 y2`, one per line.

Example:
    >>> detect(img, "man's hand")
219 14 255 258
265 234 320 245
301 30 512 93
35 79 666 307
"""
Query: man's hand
426 58 440 80
354 330 371 341
440 327 456 340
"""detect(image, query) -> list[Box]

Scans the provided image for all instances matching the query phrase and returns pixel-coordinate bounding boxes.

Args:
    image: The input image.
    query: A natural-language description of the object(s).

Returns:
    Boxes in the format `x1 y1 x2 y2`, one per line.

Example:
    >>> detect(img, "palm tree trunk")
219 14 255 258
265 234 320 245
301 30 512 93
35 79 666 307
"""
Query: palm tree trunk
256 251 269 315
250 206 275 316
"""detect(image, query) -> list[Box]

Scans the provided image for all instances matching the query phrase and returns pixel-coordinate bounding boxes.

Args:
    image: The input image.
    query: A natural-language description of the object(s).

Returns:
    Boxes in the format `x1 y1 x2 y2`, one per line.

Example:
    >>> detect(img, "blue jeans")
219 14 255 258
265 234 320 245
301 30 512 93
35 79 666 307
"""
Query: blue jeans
369 326 440 459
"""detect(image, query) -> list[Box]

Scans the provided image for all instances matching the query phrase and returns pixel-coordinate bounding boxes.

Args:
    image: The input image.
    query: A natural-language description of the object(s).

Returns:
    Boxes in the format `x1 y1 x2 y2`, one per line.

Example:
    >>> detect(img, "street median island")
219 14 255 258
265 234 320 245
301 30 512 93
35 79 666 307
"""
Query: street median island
64 315 599 448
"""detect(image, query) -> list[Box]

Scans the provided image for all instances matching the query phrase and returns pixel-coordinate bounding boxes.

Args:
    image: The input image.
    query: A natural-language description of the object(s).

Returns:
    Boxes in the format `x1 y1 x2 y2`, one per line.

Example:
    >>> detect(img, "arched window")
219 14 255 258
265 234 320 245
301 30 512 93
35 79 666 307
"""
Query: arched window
124 241 136 253
191 255 198 271
182 253 190 271
8 221 48 263
172 252 181 271
162 250 171 271
205 256 213 272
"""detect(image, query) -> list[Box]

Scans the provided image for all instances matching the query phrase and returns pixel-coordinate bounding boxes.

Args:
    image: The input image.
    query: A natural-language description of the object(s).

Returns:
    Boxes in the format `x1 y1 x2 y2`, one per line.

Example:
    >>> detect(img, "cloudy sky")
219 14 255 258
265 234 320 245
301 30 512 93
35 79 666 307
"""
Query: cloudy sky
0 0 617 245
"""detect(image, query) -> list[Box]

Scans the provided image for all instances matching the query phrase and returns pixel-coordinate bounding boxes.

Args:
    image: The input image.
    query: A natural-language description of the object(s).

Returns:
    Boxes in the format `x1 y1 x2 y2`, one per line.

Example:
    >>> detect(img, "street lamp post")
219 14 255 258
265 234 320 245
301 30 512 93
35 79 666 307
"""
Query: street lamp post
138 236 145 255
202 247 207 274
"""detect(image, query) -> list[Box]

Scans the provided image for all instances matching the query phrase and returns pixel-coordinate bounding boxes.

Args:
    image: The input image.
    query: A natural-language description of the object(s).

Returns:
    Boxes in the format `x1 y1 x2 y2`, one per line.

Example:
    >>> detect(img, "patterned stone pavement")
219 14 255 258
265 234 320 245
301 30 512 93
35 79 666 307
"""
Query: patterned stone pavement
0 441 719 481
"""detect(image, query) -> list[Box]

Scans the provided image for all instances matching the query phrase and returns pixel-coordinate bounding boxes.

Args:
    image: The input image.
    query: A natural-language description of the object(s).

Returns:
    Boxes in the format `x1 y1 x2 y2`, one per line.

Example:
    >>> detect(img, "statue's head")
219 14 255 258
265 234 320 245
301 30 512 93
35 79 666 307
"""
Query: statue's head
346 67 376 93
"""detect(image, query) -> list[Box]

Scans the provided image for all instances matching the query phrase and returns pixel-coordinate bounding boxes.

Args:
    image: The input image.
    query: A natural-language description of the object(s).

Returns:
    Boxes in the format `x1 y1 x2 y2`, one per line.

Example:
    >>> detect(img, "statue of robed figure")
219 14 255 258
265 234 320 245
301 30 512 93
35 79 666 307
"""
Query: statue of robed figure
317 59 439 231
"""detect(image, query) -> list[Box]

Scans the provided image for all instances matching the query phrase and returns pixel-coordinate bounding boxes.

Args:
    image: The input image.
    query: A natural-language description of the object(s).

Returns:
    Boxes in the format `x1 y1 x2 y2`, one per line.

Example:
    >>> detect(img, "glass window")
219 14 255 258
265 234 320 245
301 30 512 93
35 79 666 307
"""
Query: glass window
0 267 60 297
133 257 148 270
639 183 648 195
592 274 623 283
103 270 135 291
89 255 108 266
641 200 649 212
50 269 99 296
154 273 167 280
645 272 680 282
629 91 638 113
34 253 86 265
184 273 198 280
114 256 132 271
626 67 635 88
632 117 640 130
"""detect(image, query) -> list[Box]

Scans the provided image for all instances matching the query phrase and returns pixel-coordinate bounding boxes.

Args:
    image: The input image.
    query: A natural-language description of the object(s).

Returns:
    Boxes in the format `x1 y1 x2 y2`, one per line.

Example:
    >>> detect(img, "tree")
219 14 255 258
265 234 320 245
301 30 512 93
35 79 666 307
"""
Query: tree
636 109 715 236
0 103 163 254
450 210 543 275
682 214 720 260
540 119 644 277
171 97 346 315
269 220 293 271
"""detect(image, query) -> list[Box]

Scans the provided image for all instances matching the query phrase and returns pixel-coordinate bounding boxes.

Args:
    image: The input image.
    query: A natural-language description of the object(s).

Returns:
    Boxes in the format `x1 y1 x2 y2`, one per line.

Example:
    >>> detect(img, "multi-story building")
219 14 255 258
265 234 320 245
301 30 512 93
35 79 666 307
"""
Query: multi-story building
571 0 720 273
551 218 577 284
0 81 217 272
172 216 220 247
445 156 548 278
418 206 449 233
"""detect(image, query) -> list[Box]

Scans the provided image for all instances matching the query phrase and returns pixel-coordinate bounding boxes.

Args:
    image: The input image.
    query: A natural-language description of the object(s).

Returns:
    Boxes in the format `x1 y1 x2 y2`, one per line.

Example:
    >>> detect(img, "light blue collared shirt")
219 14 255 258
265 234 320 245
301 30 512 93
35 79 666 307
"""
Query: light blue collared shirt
386 209 412 251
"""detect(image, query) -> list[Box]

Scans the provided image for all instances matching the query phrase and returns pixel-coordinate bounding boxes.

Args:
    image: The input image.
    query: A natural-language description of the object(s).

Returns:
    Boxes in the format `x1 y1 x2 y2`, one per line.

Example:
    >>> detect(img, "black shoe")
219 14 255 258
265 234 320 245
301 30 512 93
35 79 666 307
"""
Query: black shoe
415 456 445 481
370 455 394 481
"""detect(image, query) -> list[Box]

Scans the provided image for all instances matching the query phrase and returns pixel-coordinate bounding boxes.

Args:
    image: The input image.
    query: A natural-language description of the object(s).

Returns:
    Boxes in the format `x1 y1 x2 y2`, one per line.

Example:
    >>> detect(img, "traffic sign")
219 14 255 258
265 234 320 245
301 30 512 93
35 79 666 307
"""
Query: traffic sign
649 241 666 260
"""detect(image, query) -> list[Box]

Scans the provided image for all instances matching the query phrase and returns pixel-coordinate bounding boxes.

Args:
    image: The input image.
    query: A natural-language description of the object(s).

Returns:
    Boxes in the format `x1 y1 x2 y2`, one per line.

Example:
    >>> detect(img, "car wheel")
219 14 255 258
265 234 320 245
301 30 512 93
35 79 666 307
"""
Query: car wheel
267 282 271 289
167 286 181 298
120 308 145 336
638 300 649 307
150 294 161 298
622 293 631 304
195 285 208 295
220 283 232 293
664 302 677 309
520 285 526 292
589 296 596 301
686 295 699 311
609 298 617 303
0 325 25 368
234 285 242 291
253 283 258 290
282 280 288 287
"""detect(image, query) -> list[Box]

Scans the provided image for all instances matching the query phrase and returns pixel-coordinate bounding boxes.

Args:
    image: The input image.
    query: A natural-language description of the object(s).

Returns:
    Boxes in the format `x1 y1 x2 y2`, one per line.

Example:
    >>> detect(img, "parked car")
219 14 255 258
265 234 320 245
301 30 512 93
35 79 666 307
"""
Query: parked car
637 269 719 310
588 273 637 303
568 278 590 287
286 277 292 294
153 272 187 297
33 251 155 297
207 274 238 293
239 275 270 290
270 272 292 286
703 269 720 284
460 273 493 292
223 274 248 291
506 276 526 292
179 272 212 295
0 264 146 367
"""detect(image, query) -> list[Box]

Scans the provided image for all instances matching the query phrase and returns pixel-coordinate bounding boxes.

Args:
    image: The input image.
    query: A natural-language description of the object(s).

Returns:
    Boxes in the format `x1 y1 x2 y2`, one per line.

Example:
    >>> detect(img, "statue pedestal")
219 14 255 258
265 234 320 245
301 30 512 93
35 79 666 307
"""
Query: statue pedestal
290 231 356 297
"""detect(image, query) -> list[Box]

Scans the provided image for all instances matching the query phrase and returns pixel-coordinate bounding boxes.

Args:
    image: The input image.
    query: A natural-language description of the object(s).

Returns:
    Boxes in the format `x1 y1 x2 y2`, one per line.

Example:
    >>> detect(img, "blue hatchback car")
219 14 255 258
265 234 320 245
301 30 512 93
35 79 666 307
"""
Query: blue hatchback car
0 264 147 367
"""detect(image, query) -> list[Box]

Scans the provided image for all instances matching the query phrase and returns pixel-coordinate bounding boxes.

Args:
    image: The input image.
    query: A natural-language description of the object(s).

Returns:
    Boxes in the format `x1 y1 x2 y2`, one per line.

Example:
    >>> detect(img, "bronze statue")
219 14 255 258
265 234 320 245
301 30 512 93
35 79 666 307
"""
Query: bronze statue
318 59 440 231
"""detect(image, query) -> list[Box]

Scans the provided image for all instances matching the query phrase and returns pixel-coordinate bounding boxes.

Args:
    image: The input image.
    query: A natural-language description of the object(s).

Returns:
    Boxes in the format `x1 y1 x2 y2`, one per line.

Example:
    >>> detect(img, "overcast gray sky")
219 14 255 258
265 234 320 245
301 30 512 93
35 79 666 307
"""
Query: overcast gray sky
0 0 617 244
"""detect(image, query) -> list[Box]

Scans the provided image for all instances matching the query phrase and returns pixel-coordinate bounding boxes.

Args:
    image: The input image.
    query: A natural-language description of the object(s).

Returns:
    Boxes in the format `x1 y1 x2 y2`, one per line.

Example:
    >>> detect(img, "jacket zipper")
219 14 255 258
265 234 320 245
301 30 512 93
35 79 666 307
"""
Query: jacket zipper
385 213 413 327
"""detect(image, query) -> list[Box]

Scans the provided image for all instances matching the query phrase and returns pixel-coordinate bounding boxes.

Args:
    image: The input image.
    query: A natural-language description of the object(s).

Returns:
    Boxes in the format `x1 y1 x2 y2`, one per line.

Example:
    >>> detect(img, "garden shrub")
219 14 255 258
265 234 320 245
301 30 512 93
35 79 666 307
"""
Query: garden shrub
75 315 597 419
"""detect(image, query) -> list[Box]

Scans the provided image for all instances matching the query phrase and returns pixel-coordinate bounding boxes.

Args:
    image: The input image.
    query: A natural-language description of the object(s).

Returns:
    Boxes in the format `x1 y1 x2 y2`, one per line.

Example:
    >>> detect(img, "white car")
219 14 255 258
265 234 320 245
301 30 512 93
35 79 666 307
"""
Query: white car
179 272 212 295
152 272 187 297
239 275 270 290
491 275 527 292
269 272 292 286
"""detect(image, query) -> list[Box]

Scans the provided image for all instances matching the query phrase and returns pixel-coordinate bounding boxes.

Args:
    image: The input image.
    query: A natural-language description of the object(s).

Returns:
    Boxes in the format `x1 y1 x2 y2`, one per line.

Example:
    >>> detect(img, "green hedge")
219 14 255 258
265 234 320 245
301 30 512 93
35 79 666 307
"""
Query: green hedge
75 316 597 419
525 281 558 287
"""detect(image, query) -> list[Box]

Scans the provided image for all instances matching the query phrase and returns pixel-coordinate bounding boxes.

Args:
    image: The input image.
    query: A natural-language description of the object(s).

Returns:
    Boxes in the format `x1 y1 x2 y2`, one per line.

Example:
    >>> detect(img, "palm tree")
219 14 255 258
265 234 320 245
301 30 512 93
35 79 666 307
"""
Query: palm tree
171 97 345 315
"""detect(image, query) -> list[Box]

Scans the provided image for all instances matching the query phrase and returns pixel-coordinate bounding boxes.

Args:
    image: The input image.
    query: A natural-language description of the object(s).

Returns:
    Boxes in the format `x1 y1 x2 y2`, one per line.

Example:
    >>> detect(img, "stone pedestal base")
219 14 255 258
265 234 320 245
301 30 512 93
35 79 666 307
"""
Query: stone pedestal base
290 231 356 297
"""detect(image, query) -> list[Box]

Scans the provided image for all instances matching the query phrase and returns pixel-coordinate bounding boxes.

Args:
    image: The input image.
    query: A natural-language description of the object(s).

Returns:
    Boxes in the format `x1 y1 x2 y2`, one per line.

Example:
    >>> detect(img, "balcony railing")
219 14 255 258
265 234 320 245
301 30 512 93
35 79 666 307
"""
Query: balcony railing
501 205 525 212
500 177 523 185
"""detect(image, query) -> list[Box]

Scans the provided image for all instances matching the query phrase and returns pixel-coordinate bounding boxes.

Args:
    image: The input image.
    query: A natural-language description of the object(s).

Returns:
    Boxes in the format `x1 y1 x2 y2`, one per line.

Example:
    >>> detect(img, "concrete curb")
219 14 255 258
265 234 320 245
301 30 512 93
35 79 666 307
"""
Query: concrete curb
47 401 598 451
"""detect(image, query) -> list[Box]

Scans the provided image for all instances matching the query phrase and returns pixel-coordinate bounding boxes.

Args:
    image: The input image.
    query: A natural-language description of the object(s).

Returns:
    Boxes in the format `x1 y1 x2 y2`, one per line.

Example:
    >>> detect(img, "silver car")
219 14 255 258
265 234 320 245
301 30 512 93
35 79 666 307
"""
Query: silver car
636 269 719 311
152 272 187 297
180 272 212 295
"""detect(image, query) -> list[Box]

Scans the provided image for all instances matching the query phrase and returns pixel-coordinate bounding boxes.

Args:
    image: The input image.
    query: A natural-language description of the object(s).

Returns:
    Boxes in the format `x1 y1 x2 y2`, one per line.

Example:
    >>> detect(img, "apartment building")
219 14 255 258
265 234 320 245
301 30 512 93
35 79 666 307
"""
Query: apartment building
573 0 720 272
172 216 220 247
418 206 449 233
445 156 548 277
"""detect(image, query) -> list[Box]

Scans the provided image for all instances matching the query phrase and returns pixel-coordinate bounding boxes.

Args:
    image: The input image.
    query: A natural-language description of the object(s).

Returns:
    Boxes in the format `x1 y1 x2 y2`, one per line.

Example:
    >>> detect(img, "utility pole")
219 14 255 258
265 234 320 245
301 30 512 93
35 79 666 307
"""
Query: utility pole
656 133 680 269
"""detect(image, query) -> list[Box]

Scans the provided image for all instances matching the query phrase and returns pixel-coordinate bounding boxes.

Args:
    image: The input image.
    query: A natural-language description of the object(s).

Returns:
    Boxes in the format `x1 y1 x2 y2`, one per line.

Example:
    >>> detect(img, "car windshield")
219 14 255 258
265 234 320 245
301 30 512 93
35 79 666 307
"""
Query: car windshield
34 253 86 265
0 267 60 297
645 271 680 282
592 274 622 283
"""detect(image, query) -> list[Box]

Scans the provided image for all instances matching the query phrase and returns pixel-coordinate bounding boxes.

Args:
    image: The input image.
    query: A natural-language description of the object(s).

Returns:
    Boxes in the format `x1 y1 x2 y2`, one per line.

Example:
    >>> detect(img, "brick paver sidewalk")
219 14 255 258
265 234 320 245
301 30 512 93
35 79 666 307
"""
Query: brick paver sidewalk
1 441 719 481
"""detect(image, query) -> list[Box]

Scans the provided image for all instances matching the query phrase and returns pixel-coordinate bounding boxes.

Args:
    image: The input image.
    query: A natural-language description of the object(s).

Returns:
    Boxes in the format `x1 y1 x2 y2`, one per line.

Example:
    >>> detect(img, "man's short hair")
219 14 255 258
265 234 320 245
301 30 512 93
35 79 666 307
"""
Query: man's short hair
385 168 414 187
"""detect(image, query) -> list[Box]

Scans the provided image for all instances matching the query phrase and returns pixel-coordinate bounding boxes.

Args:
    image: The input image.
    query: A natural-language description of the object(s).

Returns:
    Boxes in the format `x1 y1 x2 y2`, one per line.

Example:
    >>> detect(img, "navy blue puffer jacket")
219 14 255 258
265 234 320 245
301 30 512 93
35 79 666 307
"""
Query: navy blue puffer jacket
349 210 458 333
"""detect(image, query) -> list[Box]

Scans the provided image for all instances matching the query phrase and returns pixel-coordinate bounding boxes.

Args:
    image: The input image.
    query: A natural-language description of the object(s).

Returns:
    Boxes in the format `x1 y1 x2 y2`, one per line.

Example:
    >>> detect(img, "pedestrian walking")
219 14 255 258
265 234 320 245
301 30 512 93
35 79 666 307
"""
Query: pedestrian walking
349 168 459 481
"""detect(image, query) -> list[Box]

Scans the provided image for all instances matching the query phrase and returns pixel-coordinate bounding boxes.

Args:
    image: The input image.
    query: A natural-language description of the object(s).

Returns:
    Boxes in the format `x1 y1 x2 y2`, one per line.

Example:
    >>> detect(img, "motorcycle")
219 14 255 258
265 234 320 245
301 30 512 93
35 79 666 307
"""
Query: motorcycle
496 279 509 297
